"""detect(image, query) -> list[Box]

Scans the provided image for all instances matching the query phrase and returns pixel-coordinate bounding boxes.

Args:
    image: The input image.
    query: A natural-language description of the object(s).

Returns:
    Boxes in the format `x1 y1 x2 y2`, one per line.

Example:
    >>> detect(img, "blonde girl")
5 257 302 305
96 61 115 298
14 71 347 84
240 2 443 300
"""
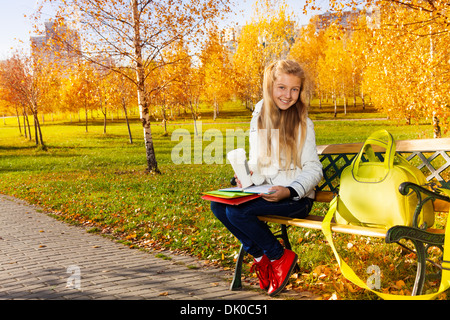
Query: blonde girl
211 60 323 296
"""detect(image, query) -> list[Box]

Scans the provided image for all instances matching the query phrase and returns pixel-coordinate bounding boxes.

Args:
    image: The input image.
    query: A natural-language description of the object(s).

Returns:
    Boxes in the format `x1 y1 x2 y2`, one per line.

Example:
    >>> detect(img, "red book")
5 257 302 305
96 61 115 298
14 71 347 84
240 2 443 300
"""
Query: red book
201 194 260 205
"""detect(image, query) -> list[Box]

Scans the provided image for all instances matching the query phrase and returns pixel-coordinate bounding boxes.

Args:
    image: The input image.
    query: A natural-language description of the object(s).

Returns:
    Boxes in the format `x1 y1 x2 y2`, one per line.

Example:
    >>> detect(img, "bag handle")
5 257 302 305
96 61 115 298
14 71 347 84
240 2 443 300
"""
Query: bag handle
351 130 396 182
322 196 450 300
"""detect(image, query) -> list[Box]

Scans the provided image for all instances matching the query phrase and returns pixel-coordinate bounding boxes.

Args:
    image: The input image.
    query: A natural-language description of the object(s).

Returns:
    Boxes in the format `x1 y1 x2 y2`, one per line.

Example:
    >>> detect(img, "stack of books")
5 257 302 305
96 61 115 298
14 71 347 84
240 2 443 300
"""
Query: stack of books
202 185 274 205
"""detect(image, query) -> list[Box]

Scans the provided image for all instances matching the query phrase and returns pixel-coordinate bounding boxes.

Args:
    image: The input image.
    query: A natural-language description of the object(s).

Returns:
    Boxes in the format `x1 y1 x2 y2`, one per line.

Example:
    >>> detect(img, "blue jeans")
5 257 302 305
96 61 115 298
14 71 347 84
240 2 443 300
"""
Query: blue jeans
210 197 314 260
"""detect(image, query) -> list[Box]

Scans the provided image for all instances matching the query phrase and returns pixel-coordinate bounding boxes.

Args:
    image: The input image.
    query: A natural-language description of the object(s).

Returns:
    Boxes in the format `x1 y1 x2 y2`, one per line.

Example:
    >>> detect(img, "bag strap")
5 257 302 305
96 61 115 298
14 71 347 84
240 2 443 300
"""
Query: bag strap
322 196 450 300
351 130 396 181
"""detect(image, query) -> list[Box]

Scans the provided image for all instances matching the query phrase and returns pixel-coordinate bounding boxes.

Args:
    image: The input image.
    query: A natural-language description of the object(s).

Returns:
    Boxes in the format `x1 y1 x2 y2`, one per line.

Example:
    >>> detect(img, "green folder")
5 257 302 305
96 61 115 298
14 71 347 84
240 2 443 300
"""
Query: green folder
203 190 253 199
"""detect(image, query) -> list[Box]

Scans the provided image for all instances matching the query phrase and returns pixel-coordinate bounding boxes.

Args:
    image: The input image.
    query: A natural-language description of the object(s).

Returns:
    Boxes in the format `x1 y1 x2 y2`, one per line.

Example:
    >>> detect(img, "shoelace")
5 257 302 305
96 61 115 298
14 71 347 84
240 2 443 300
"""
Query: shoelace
251 261 270 283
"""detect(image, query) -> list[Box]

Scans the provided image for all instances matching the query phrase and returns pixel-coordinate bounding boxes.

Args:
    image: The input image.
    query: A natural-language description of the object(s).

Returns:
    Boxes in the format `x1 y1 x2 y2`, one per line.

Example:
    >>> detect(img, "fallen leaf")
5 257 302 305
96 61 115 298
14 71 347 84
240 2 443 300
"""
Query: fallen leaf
394 280 406 289
346 282 358 293
159 292 169 296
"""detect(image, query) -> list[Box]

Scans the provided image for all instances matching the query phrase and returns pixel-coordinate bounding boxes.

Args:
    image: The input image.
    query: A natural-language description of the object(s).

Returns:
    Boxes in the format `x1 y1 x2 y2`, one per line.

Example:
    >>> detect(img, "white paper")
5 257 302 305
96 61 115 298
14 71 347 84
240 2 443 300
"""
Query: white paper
219 184 274 194
227 149 253 189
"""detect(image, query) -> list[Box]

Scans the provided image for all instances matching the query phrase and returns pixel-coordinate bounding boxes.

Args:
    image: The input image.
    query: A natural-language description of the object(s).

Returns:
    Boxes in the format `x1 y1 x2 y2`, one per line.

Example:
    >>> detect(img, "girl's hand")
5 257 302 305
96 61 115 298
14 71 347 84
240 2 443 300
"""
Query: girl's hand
234 175 242 188
261 186 290 202
235 171 253 189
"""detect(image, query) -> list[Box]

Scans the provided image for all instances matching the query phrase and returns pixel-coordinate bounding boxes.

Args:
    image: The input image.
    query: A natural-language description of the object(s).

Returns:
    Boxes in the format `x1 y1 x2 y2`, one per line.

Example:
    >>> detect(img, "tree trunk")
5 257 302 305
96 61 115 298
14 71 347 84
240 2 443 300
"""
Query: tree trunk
132 0 160 174
15 106 22 135
32 106 46 150
33 113 39 146
85 104 89 133
162 104 167 135
189 100 199 137
26 116 31 140
23 108 27 139
333 93 337 118
36 116 46 150
123 98 133 144
100 95 107 134
361 88 365 110
319 91 322 109
213 98 218 120
343 95 347 115
103 112 107 134
24 107 31 140
433 112 441 139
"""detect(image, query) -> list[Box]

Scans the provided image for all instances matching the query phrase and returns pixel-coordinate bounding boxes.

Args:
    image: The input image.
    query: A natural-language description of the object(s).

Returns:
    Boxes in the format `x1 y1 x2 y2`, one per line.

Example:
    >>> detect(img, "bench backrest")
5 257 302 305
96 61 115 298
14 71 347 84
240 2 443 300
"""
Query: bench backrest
315 138 450 209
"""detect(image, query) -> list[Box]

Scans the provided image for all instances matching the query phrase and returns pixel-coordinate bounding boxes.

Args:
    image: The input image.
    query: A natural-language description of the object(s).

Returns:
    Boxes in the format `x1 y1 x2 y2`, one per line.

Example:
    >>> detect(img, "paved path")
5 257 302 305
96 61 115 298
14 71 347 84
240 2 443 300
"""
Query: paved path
0 194 271 301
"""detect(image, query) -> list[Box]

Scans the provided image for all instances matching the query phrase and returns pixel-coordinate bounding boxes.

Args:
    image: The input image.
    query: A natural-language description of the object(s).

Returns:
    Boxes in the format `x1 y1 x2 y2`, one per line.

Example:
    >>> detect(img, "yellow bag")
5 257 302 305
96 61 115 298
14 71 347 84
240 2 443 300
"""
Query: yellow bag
336 130 434 229
323 196 450 300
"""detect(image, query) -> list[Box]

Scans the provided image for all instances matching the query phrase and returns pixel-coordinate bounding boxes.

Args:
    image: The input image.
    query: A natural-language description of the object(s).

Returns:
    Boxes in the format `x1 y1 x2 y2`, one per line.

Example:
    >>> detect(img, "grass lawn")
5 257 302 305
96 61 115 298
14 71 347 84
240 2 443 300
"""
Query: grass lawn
0 102 447 300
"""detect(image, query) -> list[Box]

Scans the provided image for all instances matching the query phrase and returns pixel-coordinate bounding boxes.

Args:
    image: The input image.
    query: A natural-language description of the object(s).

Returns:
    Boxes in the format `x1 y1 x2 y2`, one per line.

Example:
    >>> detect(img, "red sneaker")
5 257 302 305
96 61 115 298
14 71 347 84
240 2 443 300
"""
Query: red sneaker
267 249 298 296
251 255 270 290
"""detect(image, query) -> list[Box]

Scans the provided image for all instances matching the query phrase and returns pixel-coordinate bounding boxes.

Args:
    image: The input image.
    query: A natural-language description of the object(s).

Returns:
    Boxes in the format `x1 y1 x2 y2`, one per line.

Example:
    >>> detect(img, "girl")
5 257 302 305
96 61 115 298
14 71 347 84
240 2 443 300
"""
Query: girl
211 60 323 296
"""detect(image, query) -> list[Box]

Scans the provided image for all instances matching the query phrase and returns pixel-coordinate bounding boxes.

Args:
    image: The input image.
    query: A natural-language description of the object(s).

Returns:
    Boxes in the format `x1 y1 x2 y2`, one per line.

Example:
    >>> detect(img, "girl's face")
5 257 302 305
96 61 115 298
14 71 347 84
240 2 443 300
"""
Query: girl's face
272 73 302 111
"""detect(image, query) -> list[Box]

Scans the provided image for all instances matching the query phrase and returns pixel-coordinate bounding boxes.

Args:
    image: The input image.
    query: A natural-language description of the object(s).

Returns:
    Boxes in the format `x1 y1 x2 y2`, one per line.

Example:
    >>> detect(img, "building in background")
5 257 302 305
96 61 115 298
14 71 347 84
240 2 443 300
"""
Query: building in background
314 10 361 31
30 20 81 66
220 26 241 54
220 22 297 60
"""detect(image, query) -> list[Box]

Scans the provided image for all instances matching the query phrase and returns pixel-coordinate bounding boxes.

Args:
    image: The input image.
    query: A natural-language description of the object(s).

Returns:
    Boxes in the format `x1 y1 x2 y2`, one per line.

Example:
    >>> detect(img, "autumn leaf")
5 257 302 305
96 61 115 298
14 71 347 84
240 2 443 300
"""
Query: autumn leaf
393 280 406 289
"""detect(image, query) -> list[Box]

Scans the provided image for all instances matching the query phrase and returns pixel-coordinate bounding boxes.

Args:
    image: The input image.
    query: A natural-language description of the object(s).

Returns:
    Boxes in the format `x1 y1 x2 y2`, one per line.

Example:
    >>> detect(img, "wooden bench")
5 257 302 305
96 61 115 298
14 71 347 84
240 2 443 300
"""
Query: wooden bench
230 137 450 297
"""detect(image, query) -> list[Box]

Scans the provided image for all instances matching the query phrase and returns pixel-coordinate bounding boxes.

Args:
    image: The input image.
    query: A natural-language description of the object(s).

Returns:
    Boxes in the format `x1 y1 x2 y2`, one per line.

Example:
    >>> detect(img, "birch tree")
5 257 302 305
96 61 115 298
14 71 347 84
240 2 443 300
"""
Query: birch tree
35 0 232 173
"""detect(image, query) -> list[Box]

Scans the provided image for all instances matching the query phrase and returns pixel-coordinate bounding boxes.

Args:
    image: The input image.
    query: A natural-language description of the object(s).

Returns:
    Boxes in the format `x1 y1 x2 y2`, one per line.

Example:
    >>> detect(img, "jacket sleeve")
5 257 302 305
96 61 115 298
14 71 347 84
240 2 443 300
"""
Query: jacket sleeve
288 118 323 199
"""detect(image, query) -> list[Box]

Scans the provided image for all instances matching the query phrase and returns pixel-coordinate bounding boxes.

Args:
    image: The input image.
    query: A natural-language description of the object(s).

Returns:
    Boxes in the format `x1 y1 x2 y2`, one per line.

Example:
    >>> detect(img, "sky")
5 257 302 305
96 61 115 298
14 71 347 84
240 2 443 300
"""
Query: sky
0 0 39 59
0 0 327 60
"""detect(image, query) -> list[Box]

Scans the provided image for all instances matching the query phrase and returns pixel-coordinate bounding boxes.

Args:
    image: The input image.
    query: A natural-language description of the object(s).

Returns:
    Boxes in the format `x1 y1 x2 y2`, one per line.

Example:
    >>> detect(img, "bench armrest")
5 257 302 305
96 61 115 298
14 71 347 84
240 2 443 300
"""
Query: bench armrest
399 182 450 229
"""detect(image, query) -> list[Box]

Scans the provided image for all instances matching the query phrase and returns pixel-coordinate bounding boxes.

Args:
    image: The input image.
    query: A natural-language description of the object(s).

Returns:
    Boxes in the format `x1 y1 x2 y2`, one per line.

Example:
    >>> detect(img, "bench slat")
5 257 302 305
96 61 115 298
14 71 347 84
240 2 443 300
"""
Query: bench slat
315 191 335 203
258 215 388 238
259 215 446 239
317 138 450 155
433 199 450 213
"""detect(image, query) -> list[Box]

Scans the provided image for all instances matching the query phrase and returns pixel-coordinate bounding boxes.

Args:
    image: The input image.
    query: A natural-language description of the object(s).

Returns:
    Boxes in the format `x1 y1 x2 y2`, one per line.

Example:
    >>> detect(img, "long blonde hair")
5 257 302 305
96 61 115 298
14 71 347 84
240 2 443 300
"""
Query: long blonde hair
257 60 308 173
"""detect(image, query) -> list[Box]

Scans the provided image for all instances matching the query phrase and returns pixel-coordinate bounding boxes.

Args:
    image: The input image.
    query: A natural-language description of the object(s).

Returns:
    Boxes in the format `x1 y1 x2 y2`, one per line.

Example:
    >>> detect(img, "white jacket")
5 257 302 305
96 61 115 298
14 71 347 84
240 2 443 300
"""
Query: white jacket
248 100 323 199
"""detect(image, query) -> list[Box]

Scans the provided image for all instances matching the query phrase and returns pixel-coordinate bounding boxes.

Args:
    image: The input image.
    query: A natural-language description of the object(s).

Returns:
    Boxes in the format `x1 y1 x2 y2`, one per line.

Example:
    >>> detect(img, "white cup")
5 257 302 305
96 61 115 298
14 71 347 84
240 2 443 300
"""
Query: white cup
227 149 253 189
